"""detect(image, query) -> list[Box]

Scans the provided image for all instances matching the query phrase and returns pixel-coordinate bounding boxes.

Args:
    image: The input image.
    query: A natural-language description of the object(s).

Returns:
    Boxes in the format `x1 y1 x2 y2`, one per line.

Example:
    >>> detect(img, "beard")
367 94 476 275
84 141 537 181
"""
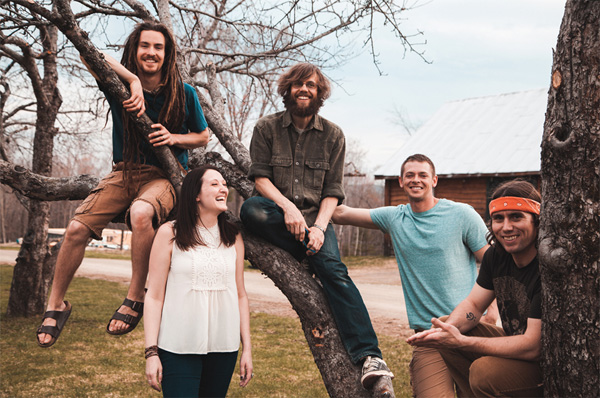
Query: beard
283 92 323 117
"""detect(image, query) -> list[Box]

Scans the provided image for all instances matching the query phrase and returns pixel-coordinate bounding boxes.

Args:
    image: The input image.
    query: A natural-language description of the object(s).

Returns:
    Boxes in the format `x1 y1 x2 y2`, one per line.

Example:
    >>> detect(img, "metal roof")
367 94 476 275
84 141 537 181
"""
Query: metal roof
374 89 548 178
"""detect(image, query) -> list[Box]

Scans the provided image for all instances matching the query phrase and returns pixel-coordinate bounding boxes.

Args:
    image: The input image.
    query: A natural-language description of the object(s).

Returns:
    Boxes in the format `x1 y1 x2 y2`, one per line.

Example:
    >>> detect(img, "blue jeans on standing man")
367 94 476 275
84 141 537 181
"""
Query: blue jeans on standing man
240 196 382 364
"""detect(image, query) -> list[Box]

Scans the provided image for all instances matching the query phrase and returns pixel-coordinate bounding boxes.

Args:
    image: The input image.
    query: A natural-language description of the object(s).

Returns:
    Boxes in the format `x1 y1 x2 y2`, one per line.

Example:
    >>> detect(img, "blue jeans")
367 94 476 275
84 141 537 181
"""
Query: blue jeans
240 196 382 363
158 348 238 397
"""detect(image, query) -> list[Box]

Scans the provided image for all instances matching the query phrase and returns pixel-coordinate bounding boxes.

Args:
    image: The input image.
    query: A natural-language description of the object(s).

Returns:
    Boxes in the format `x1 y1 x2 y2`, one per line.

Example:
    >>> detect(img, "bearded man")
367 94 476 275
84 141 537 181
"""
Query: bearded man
240 63 393 388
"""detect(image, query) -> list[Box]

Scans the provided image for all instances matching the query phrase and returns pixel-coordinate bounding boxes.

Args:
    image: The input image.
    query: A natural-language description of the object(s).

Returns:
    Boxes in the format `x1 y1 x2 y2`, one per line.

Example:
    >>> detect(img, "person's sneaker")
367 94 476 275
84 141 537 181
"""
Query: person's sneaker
361 356 394 388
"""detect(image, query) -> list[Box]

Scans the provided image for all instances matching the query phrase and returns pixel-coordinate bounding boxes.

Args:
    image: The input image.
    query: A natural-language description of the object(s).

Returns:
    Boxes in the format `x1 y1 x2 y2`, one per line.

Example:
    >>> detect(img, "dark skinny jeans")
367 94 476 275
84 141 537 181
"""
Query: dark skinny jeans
158 348 238 397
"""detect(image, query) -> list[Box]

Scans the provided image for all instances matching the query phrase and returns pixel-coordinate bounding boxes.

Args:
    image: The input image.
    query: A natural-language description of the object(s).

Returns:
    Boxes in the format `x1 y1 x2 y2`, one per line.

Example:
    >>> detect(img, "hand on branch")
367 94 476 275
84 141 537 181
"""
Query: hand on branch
123 79 145 117
149 124 174 146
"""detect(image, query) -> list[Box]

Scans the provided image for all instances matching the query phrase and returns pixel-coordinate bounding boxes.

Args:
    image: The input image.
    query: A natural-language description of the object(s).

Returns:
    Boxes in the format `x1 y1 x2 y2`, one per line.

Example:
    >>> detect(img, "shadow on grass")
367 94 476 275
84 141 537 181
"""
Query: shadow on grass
0 265 412 397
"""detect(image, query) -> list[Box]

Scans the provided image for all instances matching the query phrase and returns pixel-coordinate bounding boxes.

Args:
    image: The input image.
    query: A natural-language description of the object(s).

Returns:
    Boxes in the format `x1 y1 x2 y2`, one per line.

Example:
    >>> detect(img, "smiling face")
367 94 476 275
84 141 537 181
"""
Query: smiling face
135 30 165 77
285 73 322 117
491 210 537 266
399 161 438 202
196 169 228 215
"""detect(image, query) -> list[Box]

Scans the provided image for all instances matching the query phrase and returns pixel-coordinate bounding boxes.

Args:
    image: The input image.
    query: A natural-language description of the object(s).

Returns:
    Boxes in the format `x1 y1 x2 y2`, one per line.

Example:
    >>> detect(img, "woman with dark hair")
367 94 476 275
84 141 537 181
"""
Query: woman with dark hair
143 166 253 397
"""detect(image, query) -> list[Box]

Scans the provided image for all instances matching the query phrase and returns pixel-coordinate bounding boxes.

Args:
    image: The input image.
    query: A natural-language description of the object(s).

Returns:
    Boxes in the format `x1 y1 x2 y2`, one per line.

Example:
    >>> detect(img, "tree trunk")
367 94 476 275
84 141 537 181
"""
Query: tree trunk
539 1 600 397
7 17 62 317
7 201 51 316
0 188 6 243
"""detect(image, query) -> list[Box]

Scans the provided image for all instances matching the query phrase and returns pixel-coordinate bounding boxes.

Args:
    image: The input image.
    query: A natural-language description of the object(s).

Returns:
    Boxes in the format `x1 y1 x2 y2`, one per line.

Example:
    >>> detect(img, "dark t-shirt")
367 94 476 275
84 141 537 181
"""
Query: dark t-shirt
477 246 541 336
101 82 208 170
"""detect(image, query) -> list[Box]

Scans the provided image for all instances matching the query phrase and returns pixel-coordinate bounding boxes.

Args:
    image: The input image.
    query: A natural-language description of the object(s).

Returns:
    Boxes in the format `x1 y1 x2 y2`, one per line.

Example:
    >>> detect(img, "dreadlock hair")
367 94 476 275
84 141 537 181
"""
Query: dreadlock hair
119 22 185 188
486 179 541 253
173 166 239 251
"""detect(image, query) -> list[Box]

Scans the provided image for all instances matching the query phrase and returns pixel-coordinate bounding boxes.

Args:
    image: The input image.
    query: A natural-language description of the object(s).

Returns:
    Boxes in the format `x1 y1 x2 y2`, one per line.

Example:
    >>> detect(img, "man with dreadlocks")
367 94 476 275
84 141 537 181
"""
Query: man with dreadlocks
36 22 209 347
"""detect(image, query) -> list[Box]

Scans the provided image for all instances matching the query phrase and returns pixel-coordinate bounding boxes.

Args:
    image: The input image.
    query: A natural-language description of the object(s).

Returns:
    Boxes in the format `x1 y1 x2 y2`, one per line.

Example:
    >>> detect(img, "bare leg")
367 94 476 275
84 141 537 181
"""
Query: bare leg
108 200 155 333
38 220 91 345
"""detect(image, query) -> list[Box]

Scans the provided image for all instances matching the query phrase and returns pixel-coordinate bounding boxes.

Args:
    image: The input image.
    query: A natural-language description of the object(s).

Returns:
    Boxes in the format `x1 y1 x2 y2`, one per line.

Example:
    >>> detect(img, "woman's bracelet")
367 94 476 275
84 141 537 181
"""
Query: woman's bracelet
145 345 159 359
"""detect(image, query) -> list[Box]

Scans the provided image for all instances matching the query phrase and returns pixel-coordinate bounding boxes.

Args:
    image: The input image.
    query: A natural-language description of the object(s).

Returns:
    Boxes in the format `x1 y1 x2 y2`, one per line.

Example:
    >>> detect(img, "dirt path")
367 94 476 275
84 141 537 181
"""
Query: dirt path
0 249 412 338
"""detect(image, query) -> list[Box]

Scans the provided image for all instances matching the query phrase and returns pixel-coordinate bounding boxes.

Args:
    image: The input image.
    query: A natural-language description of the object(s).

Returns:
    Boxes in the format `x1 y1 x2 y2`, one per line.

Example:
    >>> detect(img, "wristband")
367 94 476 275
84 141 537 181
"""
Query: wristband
145 345 159 359
312 224 326 234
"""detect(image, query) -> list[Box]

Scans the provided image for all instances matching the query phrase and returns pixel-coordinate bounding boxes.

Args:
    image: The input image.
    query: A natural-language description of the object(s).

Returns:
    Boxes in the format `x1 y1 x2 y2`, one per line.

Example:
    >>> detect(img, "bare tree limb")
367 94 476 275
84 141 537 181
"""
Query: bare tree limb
0 159 99 201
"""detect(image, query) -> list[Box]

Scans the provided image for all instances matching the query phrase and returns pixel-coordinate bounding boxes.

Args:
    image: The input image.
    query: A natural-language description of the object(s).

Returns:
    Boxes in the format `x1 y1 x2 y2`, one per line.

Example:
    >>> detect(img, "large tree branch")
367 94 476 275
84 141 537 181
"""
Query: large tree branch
190 68 252 174
0 160 99 201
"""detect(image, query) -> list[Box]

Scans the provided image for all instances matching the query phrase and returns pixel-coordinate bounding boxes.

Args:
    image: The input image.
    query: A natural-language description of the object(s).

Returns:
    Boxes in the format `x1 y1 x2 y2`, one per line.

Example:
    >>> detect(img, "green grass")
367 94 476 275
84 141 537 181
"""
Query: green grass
0 245 20 250
1 264 412 397
82 249 131 261
343 256 394 269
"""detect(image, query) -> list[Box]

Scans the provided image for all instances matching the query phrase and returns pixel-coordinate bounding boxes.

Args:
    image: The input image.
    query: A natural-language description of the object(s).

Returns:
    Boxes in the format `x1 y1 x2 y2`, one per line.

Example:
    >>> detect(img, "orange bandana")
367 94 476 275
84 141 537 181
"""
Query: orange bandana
489 196 540 216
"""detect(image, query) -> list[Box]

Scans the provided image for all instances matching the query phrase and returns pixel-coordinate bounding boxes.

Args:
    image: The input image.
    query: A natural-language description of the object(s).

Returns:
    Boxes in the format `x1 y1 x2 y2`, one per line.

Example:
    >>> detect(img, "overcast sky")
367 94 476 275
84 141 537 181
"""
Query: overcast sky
323 0 567 171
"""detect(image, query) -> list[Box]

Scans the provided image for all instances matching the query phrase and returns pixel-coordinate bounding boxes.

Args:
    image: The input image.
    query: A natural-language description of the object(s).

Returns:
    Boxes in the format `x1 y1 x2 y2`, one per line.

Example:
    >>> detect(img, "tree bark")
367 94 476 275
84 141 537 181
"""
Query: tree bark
539 1 600 397
0 160 99 201
189 151 253 200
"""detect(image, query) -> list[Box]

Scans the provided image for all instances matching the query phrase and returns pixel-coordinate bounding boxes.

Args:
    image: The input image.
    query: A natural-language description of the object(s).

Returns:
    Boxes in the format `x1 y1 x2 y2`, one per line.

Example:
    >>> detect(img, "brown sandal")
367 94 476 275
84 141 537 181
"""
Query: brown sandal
106 298 144 335
36 301 72 348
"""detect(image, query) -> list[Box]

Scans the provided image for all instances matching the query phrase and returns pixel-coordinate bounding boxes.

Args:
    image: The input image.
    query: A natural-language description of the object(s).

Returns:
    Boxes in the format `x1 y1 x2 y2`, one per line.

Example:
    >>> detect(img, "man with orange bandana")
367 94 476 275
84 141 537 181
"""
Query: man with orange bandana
407 179 543 398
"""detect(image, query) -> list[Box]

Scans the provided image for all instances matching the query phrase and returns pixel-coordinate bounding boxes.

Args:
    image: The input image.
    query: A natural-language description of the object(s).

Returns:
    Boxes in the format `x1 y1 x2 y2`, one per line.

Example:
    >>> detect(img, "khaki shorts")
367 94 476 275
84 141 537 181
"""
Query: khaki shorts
73 163 176 239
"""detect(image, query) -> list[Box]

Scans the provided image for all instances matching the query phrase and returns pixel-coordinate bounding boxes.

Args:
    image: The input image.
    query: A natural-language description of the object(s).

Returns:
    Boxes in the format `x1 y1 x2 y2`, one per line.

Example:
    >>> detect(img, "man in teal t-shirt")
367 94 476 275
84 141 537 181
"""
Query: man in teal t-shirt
332 154 493 398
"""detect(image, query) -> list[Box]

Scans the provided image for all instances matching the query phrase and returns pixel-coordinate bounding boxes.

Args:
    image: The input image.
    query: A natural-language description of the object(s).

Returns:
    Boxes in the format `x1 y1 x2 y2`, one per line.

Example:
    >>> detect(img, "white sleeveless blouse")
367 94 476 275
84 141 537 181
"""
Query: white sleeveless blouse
157 224 240 354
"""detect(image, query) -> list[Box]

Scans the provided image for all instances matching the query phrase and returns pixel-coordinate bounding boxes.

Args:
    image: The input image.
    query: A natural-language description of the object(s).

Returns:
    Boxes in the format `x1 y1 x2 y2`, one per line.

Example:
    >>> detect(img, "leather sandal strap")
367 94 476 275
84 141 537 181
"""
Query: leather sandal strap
41 304 71 329
122 298 144 313
37 325 59 338
43 310 63 319
110 311 140 325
